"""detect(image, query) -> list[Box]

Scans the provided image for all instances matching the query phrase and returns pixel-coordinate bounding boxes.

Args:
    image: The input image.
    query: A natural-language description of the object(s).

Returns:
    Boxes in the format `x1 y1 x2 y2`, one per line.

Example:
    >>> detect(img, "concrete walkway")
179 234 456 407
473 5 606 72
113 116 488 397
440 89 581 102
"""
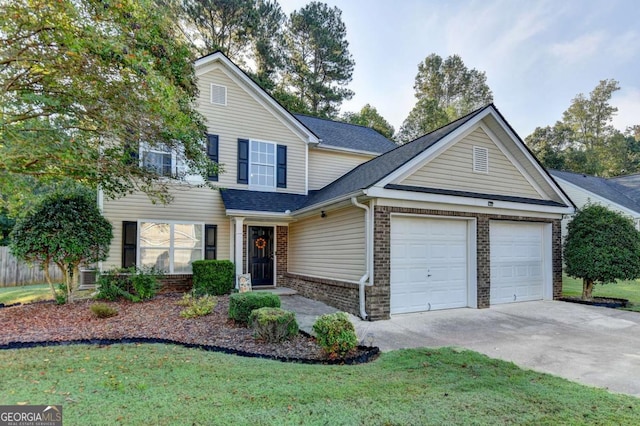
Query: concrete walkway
282 295 640 398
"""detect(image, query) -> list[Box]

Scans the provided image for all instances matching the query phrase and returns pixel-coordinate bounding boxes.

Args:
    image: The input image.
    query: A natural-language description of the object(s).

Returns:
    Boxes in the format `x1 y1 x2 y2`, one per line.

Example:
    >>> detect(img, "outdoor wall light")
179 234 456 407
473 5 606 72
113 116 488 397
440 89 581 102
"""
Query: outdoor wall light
321 210 327 218
488 201 494 207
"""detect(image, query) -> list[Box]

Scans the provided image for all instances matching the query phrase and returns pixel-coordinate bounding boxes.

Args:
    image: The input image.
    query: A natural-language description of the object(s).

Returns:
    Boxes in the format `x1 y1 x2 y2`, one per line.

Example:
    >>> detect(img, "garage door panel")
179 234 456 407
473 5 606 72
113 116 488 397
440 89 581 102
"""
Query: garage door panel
391 217 469 314
490 222 545 305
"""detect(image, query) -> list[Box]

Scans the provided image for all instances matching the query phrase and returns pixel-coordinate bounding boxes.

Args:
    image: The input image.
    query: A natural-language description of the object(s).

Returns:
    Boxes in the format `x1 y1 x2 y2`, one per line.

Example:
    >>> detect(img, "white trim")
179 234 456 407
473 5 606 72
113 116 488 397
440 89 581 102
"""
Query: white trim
195 54 320 145
389 213 478 310
305 143 309 195
226 209 292 219
248 139 277 191
234 217 244 281
292 190 364 216
365 186 573 215
553 176 640 218
137 220 205 274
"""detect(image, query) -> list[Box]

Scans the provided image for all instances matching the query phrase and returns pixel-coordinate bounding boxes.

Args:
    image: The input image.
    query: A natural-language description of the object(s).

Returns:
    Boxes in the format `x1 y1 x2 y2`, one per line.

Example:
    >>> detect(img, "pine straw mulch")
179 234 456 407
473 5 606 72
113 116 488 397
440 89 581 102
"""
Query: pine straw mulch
0 294 378 364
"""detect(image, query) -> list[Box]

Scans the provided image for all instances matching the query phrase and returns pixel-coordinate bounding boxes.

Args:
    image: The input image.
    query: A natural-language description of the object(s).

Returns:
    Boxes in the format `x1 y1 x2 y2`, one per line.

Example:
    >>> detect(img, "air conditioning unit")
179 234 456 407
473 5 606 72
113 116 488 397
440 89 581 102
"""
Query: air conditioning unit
79 268 97 290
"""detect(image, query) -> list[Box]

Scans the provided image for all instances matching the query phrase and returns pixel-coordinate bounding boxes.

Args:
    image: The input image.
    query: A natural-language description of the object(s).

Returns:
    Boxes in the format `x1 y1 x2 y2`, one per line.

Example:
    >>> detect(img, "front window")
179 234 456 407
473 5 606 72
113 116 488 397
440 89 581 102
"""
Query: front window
250 140 275 189
139 222 203 273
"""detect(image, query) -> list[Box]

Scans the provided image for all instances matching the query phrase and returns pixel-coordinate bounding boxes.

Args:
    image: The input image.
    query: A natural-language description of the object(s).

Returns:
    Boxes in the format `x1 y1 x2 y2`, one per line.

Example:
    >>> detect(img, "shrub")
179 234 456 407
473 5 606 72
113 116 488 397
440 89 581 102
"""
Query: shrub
90 303 118 318
176 292 195 307
228 292 280 324
192 260 235 296
55 283 68 305
312 312 358 359
95 267 162 302
179 294 218 319
249 307 298 343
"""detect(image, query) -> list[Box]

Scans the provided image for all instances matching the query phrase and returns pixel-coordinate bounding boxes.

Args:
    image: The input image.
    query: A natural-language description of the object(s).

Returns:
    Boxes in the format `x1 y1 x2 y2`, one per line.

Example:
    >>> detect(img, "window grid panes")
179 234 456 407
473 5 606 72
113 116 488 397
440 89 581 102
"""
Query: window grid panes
143 146 173 177
139 222 203 273
250 141 275 188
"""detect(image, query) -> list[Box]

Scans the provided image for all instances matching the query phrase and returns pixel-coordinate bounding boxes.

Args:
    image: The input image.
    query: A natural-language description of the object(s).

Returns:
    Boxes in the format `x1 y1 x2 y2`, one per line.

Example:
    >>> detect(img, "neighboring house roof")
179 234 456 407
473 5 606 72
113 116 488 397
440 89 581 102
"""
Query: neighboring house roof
294 114 397 155
220 189 308 213
550 169 640 214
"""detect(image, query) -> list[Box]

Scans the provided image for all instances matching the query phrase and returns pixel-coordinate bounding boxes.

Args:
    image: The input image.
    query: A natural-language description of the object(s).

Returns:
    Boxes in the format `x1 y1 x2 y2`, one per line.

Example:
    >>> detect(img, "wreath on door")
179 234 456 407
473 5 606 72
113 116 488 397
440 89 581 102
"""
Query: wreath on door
255 237 267 250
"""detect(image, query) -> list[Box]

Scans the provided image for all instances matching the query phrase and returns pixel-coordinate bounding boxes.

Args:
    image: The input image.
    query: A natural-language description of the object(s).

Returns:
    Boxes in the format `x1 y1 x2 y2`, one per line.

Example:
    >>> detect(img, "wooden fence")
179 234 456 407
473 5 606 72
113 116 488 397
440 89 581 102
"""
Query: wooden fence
0 246 63 287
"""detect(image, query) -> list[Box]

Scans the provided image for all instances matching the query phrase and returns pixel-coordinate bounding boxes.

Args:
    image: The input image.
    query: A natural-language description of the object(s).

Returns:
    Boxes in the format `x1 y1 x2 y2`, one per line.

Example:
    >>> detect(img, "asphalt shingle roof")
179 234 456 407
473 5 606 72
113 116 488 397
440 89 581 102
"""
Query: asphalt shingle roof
294 114 397 154
220 189 308 213
549 169 640 214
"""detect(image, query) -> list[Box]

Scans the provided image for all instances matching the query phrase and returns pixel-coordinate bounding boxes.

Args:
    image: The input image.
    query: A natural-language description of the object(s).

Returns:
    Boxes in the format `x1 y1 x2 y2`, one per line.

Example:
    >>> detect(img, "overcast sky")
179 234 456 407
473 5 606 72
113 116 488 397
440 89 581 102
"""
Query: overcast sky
279 0 640 139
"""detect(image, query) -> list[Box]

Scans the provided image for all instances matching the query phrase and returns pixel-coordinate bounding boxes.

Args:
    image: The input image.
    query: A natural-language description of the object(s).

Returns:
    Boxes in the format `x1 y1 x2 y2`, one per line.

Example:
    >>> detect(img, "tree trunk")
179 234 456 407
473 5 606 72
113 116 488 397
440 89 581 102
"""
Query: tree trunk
582 278 594 301
43 258 57 301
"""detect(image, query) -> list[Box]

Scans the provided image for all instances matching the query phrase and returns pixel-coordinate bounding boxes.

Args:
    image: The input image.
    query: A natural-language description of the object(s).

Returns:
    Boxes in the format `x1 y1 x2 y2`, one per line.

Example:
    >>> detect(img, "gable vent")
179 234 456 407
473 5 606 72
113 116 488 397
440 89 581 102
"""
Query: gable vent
473 146 489 173
210 84 227 105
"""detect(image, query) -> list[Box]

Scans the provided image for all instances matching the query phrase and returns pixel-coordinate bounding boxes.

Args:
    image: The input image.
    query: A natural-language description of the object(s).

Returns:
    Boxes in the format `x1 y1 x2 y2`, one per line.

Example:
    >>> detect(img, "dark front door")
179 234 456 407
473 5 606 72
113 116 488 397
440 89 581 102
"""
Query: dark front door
249 226 274 286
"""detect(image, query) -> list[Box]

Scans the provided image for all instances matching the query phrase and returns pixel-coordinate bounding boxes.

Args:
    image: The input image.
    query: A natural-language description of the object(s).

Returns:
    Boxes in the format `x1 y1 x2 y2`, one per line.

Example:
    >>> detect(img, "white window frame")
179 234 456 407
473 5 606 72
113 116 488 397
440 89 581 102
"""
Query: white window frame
249 139 277 191
140 143 177 177
138 220 205 274
210 84 227 106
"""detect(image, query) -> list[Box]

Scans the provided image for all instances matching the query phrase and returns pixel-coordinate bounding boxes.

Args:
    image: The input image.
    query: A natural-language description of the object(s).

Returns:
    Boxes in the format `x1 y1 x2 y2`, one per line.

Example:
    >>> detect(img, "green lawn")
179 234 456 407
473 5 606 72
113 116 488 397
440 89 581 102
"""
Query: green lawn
563 275 640 312
0 283 52 305
0 344 637 425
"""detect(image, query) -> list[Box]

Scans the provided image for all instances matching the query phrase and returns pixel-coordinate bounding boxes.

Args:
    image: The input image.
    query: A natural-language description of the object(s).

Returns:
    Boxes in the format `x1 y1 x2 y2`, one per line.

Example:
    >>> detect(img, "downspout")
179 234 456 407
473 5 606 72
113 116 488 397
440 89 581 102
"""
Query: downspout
351 197 371 320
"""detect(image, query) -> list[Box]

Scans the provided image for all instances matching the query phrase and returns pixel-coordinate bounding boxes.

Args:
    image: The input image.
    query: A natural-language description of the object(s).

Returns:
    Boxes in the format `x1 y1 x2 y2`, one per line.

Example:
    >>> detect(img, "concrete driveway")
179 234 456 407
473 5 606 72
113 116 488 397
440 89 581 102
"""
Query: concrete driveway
353 301 640 397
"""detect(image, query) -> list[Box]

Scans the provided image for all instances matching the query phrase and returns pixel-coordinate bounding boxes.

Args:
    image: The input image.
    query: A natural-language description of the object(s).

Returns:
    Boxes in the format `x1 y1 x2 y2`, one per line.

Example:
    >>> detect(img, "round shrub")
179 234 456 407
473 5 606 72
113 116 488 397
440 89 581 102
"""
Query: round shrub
249 307 299 343
90 303 118 319
312 312 358 359
228 292 281 324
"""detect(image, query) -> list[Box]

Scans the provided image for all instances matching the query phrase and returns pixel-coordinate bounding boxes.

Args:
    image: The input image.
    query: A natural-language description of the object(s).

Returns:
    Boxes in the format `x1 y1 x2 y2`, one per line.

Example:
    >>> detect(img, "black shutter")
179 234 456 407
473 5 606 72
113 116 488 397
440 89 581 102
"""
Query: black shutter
277 144 287 188
207 134 219 181
204 224 217 260
237 139 249 184
125 142 139 166
122 221 137 268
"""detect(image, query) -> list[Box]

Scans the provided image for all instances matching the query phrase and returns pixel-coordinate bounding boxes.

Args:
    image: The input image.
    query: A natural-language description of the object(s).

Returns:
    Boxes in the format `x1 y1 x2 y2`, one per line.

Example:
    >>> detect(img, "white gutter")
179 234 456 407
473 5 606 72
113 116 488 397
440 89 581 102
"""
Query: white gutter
351 197 371 320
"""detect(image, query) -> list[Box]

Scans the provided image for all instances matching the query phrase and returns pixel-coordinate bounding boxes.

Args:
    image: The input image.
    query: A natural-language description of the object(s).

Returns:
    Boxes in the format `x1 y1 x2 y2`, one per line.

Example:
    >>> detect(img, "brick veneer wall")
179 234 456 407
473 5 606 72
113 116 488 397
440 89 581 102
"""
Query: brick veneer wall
276 226 288 287
158 274 192 293
285 273 361 315
372 206 563 319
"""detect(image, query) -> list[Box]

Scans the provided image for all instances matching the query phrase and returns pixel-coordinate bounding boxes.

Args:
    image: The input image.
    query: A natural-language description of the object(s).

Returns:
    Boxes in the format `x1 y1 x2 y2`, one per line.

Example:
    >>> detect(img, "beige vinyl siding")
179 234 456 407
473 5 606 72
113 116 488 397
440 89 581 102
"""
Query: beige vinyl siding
289 206 366 282
196 66 307 194
102 186 230 270
308 149 373 190
400 127 543 199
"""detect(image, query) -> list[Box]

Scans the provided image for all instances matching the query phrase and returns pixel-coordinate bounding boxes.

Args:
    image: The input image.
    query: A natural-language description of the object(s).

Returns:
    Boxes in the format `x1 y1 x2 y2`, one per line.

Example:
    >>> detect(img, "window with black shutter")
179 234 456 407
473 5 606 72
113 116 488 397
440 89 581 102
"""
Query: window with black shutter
207 134 219 181
204 224 217 260
122 221 137 268
277 144 287 188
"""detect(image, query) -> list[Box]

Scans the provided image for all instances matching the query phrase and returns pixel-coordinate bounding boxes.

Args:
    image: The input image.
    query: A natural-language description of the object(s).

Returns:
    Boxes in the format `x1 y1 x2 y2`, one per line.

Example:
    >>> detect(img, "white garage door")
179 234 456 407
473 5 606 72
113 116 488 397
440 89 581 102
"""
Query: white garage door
490 222 544 304
391 216 468 314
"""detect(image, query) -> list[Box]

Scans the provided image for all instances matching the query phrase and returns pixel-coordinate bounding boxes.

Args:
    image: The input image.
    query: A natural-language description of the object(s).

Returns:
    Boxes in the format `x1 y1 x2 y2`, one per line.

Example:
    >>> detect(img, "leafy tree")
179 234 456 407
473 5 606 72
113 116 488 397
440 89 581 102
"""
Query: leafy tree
564 204 640 300
282 1 355 118
0 209 14 246
342 104 395 140
250 0 287 91
9 185 113 301
1 0 212 204
526 79 638 177
399 53 493 142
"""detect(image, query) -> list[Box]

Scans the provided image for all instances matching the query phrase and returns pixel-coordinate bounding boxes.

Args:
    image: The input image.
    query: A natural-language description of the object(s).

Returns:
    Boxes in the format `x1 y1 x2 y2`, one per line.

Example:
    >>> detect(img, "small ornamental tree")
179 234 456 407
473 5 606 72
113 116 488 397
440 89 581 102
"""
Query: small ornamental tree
9 186 113 301
564 204 640 300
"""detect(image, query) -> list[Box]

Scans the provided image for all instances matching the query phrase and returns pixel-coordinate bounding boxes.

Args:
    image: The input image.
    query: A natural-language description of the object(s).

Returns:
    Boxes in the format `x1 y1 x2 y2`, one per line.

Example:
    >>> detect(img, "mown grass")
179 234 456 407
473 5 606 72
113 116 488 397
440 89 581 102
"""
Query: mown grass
0 283 52 305
0 344 637 425
563 274 640 312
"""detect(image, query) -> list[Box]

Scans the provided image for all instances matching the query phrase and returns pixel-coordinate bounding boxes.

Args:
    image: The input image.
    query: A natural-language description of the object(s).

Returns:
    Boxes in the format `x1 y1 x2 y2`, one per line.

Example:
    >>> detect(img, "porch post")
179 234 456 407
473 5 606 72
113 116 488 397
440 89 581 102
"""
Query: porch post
234 217 245 286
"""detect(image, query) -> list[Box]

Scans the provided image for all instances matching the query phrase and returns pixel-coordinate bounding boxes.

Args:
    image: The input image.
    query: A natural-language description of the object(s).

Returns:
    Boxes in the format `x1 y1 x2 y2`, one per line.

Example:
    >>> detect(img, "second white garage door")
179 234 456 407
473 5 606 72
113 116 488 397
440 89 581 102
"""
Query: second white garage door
391 216 469 314
490 221 545 304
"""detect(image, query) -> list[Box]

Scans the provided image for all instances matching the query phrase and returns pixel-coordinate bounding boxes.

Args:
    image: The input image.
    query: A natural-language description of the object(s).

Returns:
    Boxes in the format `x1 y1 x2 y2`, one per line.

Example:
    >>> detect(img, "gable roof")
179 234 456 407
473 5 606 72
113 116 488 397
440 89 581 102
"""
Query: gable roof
550 169 640 214
194 51 320 145
294 114 397 155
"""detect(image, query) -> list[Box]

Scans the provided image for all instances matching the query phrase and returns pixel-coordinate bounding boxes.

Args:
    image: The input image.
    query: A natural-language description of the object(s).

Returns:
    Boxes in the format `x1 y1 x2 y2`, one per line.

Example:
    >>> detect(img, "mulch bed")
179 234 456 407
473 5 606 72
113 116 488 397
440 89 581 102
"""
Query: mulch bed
559 296 630 309
0 294 379 364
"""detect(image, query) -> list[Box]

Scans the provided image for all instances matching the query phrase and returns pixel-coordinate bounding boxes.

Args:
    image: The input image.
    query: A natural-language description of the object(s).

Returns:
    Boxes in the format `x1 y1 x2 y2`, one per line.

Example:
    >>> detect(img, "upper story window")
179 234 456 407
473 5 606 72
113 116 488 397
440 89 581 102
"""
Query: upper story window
142 144 174 177
237 139 287 190
250 140 276 189
210 84 227 105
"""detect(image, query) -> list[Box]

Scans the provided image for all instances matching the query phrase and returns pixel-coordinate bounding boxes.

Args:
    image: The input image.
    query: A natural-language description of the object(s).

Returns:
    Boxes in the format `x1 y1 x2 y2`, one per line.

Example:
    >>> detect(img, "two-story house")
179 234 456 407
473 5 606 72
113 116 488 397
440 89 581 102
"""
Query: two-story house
101 52 574 320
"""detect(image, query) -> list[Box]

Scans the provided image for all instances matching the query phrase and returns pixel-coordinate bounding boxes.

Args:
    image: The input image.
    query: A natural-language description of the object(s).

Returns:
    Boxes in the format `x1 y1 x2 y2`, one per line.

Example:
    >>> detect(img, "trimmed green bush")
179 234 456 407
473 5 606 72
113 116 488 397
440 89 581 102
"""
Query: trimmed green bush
95 267 162 302
249 307 298 343
228 292 281 324
192 260 235 296
90 303 118 319
179 294 218 319
312 312 358 359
